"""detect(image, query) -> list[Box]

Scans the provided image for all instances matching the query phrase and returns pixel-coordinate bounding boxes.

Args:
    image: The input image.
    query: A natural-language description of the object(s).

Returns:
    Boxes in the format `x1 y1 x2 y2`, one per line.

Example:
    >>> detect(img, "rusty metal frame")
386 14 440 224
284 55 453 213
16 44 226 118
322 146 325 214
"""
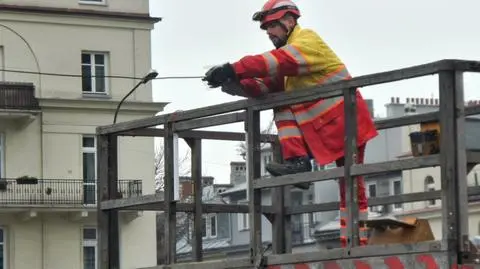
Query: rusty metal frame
96 59 480 269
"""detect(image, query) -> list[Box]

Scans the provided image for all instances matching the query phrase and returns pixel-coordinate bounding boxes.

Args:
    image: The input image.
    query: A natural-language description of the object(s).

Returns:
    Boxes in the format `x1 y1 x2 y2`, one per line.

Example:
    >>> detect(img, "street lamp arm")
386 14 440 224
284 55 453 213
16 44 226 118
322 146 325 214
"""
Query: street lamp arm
113 69 158 124
113 80 143 124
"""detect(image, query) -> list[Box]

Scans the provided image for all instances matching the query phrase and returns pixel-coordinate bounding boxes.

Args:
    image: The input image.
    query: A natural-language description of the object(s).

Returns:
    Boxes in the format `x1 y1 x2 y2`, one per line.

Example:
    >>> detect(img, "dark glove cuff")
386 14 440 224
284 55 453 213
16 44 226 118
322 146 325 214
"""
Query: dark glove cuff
223 63 237 81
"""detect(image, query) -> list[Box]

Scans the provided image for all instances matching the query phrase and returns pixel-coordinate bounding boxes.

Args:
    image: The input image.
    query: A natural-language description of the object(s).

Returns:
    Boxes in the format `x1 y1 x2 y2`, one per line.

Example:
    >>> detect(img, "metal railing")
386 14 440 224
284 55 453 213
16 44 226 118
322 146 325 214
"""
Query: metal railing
0 178 142 206
0 82 40 110
96 59 480 269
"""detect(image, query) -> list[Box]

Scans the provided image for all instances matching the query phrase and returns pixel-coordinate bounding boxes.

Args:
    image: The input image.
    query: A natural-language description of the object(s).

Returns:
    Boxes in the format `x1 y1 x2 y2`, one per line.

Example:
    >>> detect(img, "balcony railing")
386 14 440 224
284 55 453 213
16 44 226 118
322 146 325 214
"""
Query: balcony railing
0 82 40 110
0 177 142 207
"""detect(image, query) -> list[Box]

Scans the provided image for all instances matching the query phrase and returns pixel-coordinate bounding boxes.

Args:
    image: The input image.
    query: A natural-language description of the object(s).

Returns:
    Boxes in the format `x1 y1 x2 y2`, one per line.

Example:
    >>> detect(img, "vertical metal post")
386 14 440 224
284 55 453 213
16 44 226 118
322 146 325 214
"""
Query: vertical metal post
186 138 203 261
284 187 293 253
343 88 359 250
173 133 180 201
439 70 468 265
246 108 262 265
271 139 286 254
164 121 177 264
97 134 120 269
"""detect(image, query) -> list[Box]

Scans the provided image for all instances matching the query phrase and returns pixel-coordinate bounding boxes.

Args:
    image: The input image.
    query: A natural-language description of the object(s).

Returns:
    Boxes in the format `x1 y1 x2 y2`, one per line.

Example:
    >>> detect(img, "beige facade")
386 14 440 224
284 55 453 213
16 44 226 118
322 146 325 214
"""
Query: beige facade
395 122 480 240
0 1 163 269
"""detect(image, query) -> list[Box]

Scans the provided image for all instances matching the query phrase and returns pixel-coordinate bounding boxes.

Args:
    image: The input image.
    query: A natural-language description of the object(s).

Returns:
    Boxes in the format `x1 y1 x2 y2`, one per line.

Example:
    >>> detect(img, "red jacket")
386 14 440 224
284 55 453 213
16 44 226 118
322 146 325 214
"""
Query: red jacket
231 25 378 164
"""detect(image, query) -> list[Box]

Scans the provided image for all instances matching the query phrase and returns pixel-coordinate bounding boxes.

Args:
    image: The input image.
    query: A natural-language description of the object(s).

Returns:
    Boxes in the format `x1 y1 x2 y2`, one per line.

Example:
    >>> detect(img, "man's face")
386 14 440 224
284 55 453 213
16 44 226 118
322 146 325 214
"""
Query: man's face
265 22 287 48
264 17 294 48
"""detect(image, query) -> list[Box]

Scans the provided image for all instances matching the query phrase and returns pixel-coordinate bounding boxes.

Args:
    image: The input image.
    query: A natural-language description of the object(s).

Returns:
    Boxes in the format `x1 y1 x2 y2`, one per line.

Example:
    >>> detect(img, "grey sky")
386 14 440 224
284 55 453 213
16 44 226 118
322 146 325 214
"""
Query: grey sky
149 0 480 184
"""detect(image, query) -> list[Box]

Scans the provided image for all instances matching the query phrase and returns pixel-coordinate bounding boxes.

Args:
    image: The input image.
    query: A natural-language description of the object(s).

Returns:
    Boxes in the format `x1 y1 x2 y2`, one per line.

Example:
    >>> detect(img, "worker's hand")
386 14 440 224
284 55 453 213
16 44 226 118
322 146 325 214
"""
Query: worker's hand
221 81 246 97
202 63 237 88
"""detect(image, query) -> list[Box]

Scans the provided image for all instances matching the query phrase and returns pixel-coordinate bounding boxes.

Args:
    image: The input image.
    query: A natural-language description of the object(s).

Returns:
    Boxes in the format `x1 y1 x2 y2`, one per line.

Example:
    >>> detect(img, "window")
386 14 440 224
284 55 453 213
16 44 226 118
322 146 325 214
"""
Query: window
202 213 217 239
392 179 402 210
82 136 96 204
425 176 436 206
238 200 249 231
238 213 249 231
367 183 377 211
82 52 108 95
83 228 97 269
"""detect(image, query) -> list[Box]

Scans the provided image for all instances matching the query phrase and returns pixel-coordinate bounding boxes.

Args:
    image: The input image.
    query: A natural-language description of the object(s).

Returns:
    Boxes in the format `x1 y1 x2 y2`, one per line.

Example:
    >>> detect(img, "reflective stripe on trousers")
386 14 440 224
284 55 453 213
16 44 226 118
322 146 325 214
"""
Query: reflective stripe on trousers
274 108 309 158
337 144 368 247
340 207 369 247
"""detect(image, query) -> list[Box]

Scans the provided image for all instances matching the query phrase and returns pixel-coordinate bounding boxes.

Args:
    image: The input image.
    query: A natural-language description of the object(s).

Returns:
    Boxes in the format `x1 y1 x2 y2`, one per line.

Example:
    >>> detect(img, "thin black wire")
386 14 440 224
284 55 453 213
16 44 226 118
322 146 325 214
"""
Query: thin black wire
0 68 204 80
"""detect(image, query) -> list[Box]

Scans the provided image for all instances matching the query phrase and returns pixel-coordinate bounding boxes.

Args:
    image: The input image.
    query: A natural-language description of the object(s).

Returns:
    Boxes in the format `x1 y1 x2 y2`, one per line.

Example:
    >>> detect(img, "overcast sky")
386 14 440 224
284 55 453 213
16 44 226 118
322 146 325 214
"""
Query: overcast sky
148 0 480 184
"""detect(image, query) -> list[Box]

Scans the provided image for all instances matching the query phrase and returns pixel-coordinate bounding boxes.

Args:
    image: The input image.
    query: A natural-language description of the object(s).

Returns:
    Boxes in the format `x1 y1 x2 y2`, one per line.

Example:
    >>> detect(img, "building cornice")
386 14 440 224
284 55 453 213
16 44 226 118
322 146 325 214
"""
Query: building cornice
0 4 162 23
38 98 168 114
395 201 480 219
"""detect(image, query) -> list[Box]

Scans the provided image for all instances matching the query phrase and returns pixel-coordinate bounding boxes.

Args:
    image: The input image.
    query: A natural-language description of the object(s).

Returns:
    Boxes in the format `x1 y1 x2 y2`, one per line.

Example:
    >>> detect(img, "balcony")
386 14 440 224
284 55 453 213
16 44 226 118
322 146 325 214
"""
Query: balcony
0 82 40 128
0 177 143 221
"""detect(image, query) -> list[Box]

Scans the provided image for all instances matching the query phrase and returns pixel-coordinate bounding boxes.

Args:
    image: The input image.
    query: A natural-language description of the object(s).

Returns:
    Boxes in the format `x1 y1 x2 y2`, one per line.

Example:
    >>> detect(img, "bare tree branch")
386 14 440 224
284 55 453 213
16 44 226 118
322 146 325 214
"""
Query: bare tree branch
154 141 191 192
237 118 276 160
154 139 194 258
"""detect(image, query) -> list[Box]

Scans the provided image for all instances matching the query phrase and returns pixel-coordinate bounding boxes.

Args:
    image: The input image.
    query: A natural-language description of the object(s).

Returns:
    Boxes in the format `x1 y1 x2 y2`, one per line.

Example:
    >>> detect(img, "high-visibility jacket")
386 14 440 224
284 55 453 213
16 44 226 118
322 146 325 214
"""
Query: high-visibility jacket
234 25 378 165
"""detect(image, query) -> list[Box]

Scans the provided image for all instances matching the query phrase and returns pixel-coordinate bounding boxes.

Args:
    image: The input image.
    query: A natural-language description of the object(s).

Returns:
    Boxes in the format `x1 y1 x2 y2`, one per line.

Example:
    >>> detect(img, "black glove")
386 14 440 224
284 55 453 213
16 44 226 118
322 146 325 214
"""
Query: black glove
221 81 247 97
202 63 237 88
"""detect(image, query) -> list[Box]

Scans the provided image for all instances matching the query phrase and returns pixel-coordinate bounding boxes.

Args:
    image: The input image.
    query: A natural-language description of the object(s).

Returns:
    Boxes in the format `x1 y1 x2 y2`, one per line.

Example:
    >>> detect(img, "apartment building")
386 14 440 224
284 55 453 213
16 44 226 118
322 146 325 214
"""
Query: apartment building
0 1 164 269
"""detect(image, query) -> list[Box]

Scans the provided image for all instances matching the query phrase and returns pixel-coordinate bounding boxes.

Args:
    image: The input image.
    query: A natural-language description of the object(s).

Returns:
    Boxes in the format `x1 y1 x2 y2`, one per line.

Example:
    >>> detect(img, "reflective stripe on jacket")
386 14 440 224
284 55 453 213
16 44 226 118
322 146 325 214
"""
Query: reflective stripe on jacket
232 25 378 165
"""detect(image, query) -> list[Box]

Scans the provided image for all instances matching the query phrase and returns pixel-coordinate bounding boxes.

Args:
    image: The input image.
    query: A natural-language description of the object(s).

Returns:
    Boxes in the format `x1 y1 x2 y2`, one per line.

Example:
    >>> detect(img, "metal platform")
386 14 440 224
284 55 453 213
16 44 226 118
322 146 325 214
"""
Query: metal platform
96 59 480 269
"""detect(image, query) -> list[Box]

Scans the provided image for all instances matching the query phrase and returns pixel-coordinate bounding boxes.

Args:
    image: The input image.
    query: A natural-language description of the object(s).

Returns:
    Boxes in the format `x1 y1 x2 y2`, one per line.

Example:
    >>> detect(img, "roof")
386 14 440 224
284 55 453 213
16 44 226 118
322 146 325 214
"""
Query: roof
176 237 231 255
0 4 162 23
219 182 247 195
315 211 388 233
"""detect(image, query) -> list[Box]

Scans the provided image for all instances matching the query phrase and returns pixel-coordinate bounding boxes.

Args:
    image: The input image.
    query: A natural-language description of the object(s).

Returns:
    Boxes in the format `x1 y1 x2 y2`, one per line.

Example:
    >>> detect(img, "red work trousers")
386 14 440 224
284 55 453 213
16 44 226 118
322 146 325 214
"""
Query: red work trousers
274 108 369 247
336 144 369 248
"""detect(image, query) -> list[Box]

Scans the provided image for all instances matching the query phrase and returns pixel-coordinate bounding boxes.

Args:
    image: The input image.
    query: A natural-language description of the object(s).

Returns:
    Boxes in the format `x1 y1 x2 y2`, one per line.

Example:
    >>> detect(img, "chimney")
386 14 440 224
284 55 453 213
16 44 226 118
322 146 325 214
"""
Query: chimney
404 99 416 114
390 97 394 103
230 162 247 184
396 97 400 104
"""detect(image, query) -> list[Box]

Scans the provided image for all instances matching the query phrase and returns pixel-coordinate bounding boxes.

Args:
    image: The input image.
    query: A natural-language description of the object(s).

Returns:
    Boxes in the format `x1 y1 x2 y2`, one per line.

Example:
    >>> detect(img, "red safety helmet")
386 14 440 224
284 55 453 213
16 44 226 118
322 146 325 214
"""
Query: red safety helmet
252 0 301 30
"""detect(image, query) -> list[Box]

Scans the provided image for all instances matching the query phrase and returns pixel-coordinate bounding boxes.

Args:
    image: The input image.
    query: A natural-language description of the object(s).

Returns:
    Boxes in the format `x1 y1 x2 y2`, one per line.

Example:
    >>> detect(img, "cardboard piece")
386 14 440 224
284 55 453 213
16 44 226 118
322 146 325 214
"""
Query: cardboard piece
367 217 435 245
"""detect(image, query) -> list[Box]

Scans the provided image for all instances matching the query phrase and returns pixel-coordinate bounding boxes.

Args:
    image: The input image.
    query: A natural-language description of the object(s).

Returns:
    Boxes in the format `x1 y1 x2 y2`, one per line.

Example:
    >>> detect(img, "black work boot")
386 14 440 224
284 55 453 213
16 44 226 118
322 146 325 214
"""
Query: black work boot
265 156 312 190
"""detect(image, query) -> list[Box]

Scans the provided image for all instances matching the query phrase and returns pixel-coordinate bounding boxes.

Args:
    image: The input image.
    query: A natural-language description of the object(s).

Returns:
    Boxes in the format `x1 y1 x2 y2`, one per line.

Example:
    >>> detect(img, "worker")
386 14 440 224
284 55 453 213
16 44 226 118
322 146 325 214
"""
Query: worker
202 0 378 247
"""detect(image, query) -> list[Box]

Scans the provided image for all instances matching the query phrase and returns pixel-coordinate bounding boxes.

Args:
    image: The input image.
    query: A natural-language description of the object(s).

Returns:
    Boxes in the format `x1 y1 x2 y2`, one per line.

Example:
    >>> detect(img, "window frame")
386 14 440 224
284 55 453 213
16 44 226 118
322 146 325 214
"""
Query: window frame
366 182 378 212
0 226 6 269
82 227 97 269
390 179 403 211
82 135 97 205
82 135 97 178
81 52 109 96
202 213 218 239
237 200 249 231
